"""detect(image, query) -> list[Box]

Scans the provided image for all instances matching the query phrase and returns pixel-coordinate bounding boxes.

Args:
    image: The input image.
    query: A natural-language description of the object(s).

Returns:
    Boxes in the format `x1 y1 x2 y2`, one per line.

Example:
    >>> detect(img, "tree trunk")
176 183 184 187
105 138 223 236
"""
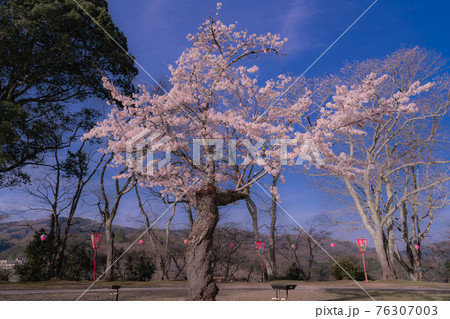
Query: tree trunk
187 203 194 231
56 195 82 278
245 196 275 279
185 184 219 300
344 178 398 281
263 257 273 280
268 175 278 279
406 244 423 281
137 185 168 280
147 230 170 281
105 219 114 281
246 265 254 282
386 217 397 278
162 204 176 280
246 197 259 242
409 257 423 281
156 255 167 280
46 214 58 279
373 229 397 280
307 244 313 281
224 254 231 282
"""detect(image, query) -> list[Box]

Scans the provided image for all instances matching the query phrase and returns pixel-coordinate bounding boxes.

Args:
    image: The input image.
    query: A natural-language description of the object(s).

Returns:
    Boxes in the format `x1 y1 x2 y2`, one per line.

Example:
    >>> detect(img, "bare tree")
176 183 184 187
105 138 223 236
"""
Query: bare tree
427 236 450 282
212 224 252 282
392 153 448 280
245 195 275 279
27 140 104 278
135 185 178 280
96 154 136 281
282 217 331 280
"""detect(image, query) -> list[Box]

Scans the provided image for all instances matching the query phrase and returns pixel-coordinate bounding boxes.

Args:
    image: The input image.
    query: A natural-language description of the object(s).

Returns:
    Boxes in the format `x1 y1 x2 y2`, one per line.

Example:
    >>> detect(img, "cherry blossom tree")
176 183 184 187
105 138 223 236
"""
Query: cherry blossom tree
309 48 448 280
84 5 301 299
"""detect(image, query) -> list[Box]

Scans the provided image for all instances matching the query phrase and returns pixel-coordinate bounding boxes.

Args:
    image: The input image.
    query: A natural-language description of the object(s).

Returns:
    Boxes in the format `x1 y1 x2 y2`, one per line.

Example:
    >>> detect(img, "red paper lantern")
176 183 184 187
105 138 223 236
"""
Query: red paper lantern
331 243 335 248
90 233 102 282
184 239 188 244
356 238 368 282
230 243 234 248
139 239 144 245
256 241 266 282
291 244 295 249
90 233 102 250
357 238 367 253
256 241 265 255
40 234 47 241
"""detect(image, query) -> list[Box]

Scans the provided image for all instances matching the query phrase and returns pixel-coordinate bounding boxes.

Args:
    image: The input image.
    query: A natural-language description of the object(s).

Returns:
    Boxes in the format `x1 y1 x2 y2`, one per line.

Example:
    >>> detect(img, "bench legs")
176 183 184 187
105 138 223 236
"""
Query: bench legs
109 291 119 301
272 289 289 301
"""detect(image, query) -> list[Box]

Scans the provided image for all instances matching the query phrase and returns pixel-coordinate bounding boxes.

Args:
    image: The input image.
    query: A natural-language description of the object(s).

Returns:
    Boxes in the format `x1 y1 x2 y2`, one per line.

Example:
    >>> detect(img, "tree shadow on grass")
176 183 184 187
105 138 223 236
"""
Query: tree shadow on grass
325 289 449 301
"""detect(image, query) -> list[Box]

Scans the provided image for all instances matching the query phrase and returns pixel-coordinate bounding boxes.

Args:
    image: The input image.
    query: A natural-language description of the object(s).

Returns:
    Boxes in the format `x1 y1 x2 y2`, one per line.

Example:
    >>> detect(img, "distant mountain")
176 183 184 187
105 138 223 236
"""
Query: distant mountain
0 217 142 260
0 217 138 243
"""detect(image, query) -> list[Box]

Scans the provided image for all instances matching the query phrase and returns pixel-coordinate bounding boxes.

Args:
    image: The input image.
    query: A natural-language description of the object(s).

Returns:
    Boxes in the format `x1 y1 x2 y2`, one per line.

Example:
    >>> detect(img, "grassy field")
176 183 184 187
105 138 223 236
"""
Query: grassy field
0 280 449 301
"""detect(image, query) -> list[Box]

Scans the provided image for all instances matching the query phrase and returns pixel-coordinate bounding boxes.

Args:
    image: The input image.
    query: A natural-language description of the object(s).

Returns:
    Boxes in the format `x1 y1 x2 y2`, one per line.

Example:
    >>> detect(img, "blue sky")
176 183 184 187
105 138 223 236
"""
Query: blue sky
1 0 449 245
108 0 450 243
107 0 450 79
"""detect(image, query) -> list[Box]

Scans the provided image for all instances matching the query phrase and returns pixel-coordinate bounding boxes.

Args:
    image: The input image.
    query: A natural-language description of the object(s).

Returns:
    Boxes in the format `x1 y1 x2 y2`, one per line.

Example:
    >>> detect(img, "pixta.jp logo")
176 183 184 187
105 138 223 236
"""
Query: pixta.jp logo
126 128 172 175
126 129 324 175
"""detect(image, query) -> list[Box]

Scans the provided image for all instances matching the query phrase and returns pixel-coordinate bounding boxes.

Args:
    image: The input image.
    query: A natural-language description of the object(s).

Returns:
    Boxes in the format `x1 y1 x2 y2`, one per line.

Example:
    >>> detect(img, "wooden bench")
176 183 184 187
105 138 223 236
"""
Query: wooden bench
109 285 121 301
270 284 297 301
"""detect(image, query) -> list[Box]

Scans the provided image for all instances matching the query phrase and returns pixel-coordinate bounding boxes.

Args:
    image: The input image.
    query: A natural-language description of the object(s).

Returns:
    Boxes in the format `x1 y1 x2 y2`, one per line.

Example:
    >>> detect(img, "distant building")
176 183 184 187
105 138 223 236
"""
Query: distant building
0 259 23 270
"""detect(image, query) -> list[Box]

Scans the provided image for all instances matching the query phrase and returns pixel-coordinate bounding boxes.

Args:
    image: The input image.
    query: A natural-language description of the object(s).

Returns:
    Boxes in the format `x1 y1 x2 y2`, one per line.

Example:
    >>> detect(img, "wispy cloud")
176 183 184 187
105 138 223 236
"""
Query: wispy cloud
279 0 319 54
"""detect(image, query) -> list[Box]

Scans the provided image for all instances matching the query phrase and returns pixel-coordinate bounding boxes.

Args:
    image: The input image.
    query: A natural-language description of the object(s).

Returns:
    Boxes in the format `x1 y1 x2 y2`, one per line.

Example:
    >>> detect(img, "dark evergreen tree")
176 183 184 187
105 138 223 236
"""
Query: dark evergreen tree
0 0 137 186
15 229 56 281
62 243 93 281
332 256 359 280
124 251 155 281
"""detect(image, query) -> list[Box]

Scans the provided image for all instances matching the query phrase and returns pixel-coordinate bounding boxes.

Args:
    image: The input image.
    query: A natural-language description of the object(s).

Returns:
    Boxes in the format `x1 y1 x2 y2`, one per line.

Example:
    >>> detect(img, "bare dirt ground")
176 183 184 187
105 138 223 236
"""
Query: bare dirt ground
0 280 448 301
